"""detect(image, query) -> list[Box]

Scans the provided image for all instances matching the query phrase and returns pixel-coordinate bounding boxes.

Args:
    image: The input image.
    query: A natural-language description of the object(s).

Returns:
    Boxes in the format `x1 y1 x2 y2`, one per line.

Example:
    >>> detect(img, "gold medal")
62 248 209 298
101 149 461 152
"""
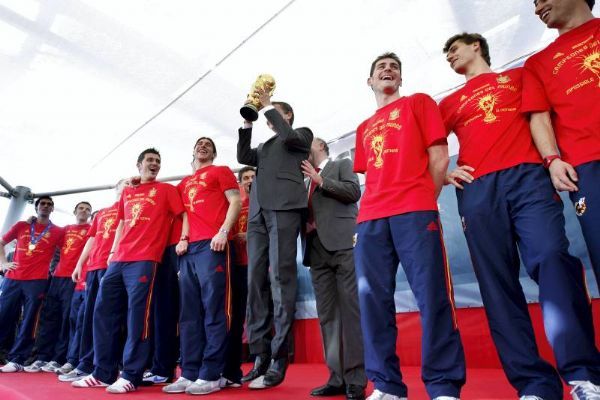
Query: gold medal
28 243 36 251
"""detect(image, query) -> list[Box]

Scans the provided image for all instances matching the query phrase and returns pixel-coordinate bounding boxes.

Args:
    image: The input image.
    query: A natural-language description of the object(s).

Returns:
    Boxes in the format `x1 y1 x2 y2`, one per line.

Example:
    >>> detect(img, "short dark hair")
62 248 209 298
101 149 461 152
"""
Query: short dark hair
74 201 92 213
238 166 256 181
314 137 329 156
137 148 160 164
34 196 53 208
443 33 491 66
272 101 294 126
370 52 402 77
586 0 595 9
195 137 217 158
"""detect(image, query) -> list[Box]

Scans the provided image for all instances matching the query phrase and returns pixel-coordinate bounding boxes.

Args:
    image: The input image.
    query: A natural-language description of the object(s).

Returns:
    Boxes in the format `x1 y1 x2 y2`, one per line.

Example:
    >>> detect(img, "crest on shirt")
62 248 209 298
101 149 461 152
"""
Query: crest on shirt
477 93 498 123
148 188 157 198
574 197 587 217
389 108 400 121
370 134 386 169
496 75 510 84
102 218 115 239
187 186 198 212
199 172 207 180
80 229 87 236
579 51 600 87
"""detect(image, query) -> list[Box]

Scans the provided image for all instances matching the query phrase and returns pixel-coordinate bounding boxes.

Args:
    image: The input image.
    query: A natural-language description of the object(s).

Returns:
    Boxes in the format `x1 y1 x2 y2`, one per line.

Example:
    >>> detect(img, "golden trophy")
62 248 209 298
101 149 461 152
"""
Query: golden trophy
240 74 276 122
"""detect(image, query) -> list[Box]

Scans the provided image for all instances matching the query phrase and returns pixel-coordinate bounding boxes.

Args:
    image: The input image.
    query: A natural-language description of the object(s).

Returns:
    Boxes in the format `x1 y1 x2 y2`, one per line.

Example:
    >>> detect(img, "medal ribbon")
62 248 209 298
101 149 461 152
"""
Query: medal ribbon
29 221 53 246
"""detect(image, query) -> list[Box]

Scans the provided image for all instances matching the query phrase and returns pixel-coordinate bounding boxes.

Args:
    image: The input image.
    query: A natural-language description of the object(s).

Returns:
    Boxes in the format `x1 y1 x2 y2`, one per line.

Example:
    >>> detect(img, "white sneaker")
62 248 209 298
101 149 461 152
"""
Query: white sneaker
0 361 24 373
59 368 88 382
163 377 193 393
24 360 47 372
367 389 407 400
142 372 170 385
570 381 600 400
219 377 242 388
248 375 266 390
520 396 545 400
56 362 74 375
72 375 109 388
185 379 221 395
41 361 62 373
106 377 136 394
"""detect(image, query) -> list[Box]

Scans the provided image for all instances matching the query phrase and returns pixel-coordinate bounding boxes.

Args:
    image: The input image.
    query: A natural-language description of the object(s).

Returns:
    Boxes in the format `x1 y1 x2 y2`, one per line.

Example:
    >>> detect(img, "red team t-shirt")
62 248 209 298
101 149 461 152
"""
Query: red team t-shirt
354 93 446 223
439 68 542 179
53 223 91 278
167 214 183 247
177 165 239 243
231 194 249 266
1 221 64 280
86 203 119 271
112 181 185 263
522 18 600 166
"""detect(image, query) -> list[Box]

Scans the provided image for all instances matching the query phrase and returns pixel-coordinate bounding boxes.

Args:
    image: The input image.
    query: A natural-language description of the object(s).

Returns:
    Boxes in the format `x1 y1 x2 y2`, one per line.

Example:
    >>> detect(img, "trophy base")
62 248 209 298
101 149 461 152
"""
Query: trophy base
240 105 259 122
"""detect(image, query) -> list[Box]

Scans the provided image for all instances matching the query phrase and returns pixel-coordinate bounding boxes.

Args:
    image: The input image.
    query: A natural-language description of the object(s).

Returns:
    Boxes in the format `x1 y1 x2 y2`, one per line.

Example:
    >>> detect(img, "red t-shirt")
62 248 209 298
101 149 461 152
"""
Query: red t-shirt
354 93 446 223
522 18 600 167
167 214 183 247
177 165 239 243
439 68 542 179
2 221 64 280
231 193 249 266
54 223 91 278
86 203 119 271
113 181 184 263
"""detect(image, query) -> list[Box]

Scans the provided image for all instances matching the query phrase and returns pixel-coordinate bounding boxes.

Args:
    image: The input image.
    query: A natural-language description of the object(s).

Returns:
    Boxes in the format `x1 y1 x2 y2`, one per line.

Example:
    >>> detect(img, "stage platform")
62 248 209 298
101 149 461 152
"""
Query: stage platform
0 363 573 399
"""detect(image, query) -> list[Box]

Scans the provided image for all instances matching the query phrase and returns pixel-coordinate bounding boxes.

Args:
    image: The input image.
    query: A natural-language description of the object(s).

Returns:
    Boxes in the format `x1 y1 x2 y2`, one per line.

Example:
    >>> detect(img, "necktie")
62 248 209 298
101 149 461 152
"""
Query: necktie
306 167 321 233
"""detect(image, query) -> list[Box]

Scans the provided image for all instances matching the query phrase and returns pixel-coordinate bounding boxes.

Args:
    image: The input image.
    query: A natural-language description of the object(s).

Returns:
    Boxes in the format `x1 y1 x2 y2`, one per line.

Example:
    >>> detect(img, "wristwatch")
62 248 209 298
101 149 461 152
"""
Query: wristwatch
543 155 561 169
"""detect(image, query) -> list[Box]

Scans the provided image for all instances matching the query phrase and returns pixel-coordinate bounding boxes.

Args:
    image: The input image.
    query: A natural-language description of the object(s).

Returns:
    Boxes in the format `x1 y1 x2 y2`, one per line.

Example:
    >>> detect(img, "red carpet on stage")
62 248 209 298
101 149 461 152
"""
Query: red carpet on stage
0 364 572 399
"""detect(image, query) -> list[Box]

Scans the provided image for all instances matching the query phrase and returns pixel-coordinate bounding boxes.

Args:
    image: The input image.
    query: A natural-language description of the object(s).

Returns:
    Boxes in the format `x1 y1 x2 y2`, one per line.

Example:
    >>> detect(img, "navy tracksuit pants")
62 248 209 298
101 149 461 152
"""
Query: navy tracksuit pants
222 262 248 383
35 276 75 364
92 261 157 385
457 163 600 399
0 278 46 364
76 268 107 374
66 289 85 366
570 160 600 291
149 244 180 379
355 211 466 398
178 240 231 382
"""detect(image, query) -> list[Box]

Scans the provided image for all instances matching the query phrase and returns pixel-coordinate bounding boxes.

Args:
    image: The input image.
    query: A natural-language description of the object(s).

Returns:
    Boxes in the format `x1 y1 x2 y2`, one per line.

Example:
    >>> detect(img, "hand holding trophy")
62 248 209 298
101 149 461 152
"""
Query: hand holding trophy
240 74 276 122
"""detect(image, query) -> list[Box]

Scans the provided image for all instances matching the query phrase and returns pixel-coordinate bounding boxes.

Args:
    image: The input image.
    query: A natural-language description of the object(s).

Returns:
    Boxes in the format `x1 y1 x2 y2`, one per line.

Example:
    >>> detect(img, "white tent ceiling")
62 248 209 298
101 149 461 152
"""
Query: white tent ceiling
1 0 597 225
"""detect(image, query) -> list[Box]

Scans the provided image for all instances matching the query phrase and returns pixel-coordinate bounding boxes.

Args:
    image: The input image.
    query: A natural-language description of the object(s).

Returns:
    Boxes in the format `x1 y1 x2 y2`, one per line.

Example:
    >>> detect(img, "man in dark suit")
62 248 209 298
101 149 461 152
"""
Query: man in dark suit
301 138 366 400
237 92 313 388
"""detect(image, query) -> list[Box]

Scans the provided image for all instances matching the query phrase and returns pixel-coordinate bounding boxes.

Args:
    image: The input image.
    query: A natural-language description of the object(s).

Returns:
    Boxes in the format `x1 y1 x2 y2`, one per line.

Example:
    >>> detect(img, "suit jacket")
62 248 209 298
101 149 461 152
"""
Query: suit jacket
237 108 313 217
303 158 361 266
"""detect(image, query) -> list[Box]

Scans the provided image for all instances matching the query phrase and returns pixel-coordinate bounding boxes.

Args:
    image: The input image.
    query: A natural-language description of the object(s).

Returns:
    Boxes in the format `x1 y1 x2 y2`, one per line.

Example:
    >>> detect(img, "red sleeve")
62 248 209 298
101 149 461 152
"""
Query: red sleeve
218 167 239 192
86 212 99 238
413 93 448 147
1 222 24 244
353 122 367 173
56 225 67 248
521 60 551 113
438 95 457 135
117 192 125 221
167 184 185 216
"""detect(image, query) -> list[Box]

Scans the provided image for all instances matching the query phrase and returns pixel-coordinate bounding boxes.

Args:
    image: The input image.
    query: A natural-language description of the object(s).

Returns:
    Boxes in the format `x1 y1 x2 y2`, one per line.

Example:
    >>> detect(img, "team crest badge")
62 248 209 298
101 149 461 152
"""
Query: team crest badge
200 172 207 180
148 188 157 198
389 109 400 120
80 229 87 235
574 197 587 216
496 75 510 84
